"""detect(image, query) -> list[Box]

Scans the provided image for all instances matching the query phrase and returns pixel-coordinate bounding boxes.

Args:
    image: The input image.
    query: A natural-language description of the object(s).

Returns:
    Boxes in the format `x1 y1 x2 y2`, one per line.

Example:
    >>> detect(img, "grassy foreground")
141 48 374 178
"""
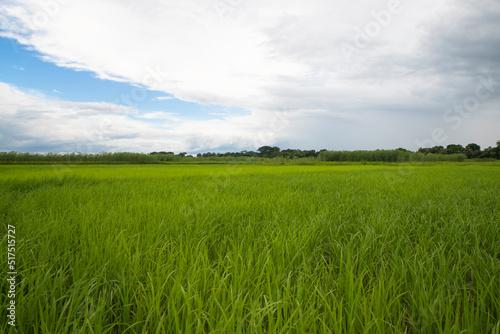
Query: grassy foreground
1 163 499 333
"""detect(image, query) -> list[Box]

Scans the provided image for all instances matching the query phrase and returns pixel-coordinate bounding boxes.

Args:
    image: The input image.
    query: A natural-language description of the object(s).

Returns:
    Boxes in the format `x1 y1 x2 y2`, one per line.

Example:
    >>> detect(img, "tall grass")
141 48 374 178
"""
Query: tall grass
318 149 468 162
1 164 499 333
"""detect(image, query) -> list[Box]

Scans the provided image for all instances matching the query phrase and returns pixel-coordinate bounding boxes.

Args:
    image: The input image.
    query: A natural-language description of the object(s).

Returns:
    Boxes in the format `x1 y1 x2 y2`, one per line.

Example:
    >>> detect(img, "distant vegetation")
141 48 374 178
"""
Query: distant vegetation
318 150 468 162
1 141 499 164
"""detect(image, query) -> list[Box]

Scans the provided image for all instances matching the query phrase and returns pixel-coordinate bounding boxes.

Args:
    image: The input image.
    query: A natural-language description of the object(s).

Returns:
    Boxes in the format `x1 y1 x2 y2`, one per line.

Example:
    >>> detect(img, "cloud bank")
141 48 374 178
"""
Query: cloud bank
1 0 499 152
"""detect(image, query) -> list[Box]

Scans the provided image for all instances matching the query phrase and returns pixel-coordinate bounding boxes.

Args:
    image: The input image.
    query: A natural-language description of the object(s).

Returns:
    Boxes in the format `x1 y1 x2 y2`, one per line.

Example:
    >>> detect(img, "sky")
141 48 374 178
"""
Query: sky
0 0 499 154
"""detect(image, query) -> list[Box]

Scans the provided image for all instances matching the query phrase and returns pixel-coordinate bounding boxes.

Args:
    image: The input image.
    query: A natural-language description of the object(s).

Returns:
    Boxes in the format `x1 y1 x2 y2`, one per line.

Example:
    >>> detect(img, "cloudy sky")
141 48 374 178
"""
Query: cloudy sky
0 0 499 154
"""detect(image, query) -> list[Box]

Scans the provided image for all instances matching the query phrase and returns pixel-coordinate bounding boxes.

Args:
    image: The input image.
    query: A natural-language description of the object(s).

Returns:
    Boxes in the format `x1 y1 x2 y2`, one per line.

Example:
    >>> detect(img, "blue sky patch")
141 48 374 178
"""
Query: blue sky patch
0 36 249 121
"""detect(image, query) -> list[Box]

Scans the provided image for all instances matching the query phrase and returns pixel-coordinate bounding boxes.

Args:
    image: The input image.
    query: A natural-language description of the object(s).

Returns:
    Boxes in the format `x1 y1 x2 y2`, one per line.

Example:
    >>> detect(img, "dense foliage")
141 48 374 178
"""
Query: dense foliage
418 142 500 159
318 150 467 162
0 152 193 164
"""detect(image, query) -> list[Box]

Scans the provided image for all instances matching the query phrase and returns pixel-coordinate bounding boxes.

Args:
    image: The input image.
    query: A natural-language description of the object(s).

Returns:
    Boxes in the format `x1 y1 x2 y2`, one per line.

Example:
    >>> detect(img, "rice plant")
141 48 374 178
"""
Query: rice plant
1 163 499 333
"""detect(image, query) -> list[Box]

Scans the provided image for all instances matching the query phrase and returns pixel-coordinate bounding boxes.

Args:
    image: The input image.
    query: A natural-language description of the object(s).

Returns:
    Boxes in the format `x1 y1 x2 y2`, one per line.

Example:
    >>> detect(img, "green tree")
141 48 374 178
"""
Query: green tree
465 143 481 159
257 146 280 158
430 146 445 154
445 144 466 155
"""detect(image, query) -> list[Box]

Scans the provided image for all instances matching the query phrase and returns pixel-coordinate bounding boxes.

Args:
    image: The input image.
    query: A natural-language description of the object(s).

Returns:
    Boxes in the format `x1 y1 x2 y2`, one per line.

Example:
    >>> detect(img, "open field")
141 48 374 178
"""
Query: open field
1 163 499 333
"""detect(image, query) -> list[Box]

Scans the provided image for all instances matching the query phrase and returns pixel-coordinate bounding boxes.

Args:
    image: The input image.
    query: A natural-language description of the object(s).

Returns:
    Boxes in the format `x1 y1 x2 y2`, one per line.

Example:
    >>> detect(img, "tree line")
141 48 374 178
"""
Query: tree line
0 152 193 164
320 142 500 162
417 143 499 159
193 146 323 159
1 141 499 164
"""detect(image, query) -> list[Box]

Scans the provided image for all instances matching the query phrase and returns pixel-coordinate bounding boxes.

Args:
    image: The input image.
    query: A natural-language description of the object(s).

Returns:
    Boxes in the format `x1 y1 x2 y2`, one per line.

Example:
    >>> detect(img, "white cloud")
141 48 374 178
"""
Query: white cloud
0 0 499 152
0 82 168 152
0 0 435 106
1 80 499 153
0 82 297 152
154 96 174 101
136 111 179 121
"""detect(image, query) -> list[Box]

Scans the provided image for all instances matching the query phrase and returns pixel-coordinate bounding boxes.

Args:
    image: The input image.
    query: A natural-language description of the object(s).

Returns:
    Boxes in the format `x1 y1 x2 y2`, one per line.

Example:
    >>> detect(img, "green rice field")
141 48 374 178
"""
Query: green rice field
1 163 500 333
